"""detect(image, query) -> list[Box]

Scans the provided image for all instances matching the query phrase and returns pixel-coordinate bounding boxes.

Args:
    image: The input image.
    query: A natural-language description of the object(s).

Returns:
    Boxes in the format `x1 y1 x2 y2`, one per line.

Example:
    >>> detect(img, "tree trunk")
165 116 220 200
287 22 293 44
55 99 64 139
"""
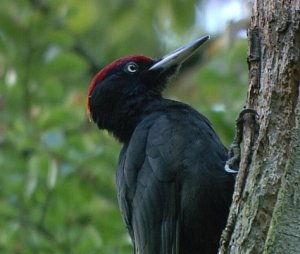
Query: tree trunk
220 1 300 253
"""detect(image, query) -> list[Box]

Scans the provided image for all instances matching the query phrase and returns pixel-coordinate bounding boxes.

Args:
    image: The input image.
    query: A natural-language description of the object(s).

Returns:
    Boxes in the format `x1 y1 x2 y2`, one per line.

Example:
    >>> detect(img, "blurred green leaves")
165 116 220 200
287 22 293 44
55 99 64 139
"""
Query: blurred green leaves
0 0 248 253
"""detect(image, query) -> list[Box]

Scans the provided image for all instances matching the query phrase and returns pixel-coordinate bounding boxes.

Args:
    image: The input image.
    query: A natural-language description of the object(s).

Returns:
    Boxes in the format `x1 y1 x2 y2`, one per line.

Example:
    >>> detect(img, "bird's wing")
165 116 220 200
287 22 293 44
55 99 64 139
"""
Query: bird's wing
116 145 135 246
117 114 185 254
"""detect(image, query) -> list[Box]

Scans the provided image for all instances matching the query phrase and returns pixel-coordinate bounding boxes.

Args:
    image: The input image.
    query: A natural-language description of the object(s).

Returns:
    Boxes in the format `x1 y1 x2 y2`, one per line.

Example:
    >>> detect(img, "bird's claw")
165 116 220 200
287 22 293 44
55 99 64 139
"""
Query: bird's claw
236 108 258 125
225 108 259 174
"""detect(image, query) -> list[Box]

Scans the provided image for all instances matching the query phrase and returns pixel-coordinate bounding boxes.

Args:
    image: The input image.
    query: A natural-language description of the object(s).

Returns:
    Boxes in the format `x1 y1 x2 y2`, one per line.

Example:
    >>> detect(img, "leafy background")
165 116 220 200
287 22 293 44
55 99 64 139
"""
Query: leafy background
0 0 249 253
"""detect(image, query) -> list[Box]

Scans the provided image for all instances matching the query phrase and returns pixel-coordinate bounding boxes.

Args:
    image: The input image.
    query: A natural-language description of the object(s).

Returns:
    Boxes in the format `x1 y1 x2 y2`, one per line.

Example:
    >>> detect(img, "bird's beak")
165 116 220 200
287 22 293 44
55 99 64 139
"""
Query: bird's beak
149 35 210 71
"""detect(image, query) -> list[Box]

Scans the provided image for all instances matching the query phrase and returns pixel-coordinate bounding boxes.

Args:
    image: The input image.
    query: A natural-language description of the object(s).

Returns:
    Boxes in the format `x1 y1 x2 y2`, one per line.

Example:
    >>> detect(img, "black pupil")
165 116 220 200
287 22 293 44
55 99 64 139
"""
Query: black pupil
128 64 137 72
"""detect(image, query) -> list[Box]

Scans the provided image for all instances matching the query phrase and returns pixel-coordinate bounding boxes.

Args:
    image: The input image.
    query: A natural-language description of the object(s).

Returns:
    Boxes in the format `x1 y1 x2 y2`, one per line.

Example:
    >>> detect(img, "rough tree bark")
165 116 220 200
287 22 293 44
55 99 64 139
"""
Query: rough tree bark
220 1 300 254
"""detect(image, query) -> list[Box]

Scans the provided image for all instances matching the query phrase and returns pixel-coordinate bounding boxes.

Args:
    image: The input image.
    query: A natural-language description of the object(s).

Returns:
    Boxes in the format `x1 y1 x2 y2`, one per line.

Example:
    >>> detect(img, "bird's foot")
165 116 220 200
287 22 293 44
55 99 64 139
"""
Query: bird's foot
225 108 258 174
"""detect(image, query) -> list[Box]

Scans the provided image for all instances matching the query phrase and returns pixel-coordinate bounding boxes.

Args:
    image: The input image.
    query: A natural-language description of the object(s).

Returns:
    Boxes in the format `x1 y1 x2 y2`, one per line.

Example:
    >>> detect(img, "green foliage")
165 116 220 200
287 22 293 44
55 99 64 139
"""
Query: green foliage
0 0 247 253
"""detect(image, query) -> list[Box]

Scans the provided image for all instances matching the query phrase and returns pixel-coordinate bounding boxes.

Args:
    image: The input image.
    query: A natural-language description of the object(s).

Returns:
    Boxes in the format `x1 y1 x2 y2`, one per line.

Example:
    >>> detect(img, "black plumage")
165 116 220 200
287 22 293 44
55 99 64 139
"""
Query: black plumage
87 36 235 254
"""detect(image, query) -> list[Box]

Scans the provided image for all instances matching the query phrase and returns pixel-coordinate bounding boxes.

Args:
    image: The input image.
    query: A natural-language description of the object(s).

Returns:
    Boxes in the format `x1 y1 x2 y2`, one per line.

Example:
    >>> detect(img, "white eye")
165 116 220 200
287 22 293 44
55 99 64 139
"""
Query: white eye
125 62 139 73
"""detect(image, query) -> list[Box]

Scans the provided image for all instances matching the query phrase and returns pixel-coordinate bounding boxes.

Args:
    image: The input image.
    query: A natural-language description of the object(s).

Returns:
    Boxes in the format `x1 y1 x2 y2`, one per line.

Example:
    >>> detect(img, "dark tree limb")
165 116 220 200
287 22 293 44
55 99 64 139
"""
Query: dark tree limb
220 1 300 253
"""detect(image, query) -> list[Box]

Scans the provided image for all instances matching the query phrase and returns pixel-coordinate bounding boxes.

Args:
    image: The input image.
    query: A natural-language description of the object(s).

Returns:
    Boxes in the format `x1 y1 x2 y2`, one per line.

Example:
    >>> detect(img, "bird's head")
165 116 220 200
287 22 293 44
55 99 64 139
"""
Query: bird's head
87 36 209 140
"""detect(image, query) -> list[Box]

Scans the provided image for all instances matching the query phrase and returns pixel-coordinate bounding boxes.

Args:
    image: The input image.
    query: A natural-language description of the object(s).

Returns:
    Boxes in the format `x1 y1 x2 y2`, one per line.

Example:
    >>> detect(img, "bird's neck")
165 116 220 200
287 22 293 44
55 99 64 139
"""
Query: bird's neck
95 94 162 143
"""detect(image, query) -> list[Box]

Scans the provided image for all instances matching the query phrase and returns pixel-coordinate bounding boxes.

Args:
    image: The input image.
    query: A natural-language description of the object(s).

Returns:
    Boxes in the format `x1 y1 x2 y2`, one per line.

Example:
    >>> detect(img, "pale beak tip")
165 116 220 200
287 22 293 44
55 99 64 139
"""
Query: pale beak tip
149 35 210 71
